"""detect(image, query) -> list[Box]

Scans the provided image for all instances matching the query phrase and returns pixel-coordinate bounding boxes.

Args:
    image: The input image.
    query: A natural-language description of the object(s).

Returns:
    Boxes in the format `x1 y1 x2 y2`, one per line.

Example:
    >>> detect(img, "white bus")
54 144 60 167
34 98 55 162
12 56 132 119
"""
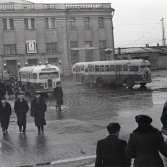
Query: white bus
83 59 151 88
18 64 60 95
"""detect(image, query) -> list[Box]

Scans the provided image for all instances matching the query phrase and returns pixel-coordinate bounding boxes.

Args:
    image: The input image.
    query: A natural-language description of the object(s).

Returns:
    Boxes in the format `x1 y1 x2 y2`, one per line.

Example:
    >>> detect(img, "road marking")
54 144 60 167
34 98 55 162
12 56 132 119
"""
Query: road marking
51 155 96 164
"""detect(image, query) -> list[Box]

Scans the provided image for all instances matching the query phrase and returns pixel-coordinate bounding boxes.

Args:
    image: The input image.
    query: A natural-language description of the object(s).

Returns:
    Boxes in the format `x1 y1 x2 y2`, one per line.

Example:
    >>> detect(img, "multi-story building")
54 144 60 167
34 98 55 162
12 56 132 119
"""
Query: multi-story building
0 0 115 75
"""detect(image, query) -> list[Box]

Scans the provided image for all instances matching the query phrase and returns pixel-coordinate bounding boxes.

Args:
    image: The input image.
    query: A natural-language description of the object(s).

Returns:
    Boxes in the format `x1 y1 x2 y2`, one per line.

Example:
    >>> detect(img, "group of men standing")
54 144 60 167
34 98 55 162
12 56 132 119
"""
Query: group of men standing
0 81 63 135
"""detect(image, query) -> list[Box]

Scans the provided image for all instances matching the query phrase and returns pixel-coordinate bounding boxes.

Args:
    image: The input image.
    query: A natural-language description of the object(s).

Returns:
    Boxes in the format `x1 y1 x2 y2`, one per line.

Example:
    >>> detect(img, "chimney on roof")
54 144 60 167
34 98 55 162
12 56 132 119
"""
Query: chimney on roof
146 44 149 47
118 47 121 54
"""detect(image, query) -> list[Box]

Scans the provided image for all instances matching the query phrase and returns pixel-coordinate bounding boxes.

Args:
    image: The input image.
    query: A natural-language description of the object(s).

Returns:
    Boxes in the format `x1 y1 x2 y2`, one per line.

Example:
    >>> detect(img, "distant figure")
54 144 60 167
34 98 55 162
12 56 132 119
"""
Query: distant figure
53 81 63 118
0 97 11 135
6 83 14 99
95 123 130 167
126 115 167 167
14 83 20 99
0 80 6 99
31 93 47 134
161 101 167 135
14 93 29 133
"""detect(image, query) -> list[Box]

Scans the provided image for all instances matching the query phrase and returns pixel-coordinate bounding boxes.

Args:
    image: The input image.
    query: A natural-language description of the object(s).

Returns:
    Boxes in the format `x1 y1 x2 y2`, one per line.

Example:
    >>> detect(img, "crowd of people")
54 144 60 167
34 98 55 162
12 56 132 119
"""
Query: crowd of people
0 81 64 135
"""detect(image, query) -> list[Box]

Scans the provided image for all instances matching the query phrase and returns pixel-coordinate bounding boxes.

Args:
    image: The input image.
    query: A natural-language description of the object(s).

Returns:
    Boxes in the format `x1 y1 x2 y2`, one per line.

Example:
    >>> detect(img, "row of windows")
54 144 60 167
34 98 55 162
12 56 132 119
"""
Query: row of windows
2 17 105 30
85 65 139 72
71 40 106 64
4 42 58 55
21 73 37 79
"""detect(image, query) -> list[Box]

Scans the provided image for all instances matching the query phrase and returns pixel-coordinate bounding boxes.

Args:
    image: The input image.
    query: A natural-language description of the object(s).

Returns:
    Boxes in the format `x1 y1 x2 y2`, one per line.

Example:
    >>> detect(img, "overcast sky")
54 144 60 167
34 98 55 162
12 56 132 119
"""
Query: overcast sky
29 0 167 48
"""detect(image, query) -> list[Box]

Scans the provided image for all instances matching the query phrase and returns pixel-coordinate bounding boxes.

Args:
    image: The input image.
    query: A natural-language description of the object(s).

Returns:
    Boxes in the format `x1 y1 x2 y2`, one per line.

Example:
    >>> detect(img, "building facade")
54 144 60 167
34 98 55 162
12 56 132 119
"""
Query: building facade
0 1 115 75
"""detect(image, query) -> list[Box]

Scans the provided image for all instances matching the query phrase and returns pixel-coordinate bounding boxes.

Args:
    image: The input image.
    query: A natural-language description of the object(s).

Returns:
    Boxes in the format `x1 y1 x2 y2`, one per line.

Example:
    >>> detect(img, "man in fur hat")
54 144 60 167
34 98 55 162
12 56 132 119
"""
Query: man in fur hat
126 115 167 167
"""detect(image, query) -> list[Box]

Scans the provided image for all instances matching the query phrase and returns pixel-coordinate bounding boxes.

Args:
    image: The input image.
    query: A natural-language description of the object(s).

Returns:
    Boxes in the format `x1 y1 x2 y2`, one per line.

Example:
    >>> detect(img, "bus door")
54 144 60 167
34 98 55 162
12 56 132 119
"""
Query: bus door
115 65 122 84
75 68 80 82
88 65 94 84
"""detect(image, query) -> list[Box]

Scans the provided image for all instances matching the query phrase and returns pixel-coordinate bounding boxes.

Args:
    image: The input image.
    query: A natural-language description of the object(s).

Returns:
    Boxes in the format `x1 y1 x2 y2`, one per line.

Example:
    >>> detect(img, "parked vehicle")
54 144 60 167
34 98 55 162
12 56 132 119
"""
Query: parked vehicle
0 70 16 83
18 64 61 96
83 59 151 88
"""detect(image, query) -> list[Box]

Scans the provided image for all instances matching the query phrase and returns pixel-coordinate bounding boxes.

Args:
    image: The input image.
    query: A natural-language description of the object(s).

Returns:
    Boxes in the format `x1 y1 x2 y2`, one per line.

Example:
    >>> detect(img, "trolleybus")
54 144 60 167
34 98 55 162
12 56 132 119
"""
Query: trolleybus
83 59 151 88
18 64 60 95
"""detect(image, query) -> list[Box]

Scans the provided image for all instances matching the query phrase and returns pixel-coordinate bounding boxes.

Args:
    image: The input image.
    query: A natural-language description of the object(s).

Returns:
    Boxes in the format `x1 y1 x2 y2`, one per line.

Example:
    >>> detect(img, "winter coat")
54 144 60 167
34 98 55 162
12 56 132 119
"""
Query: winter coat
161 106 167 129
125 125 167 167
31 97 47 127
0 101 11 128
53 87 63 105
6 84 13 96
95 135 131 167
14 99 29 126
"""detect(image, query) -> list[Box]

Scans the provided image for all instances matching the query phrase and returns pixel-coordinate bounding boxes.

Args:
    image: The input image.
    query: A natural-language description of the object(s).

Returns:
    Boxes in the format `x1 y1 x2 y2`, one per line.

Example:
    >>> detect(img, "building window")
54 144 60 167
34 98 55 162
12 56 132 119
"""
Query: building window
99 40 106 60
4 44 16 55
45 18 49 29
28 59 38 66
46 42 58 53
69 18 75 29
70 41 79 64
9 19 14 30
85 41 93 62
24 18 28 29
84 17 91 28
31 18 35 29
3 19 7 30
98 17 104 28
51 18 55 29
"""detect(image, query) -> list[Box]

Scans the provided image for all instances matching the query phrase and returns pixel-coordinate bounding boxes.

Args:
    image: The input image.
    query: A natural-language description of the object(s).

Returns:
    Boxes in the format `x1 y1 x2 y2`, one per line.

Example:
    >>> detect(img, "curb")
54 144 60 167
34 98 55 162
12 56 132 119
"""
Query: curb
17 155 96 167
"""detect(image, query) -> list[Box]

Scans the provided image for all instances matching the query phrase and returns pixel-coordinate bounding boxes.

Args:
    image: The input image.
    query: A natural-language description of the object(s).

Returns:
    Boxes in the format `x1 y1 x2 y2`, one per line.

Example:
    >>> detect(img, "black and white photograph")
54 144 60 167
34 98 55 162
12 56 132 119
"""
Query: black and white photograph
0 0 167 166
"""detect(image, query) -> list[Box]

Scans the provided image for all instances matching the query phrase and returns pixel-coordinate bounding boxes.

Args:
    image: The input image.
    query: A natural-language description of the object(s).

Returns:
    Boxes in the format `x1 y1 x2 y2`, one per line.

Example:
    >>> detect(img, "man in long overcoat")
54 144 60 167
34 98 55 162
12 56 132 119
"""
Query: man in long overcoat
31 93 47 134
95 123 131 167
126 115 167 167
14 93 29 133
0 97 11 135
53 81 63 118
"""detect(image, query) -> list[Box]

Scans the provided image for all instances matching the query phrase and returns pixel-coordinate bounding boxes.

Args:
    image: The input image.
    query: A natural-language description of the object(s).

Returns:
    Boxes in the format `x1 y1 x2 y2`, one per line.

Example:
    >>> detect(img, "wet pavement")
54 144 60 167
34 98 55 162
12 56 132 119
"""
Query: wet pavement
0 70 167 167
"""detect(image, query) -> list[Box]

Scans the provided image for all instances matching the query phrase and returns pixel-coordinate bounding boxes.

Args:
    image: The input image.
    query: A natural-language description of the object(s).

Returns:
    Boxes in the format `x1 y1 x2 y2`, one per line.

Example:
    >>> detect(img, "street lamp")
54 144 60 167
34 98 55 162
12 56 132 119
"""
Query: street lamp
25 62 28 66
3 63 6 69
18 62 21 68
105 48 112 60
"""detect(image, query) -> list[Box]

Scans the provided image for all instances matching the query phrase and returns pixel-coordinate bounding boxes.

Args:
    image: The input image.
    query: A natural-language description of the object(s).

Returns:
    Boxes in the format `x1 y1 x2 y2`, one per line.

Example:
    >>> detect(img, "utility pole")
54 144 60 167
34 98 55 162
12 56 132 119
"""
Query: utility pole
161 18 166 46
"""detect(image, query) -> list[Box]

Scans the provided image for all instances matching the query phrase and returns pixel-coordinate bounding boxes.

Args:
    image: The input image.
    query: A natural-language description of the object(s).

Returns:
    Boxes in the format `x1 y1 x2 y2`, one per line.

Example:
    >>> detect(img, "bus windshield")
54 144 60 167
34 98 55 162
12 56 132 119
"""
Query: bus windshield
39 72 59 79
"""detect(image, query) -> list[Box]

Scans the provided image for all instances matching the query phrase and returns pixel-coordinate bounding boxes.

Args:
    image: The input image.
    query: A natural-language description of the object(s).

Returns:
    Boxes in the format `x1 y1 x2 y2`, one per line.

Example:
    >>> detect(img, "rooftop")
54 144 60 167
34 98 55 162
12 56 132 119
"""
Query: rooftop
115 46 167 55
0 0 33 4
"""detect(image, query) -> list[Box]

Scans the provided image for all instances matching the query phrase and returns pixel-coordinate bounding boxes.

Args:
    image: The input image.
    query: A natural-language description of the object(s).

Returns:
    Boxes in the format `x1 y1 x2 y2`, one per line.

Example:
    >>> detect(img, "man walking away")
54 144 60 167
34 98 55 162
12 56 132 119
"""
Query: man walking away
0 97 11 135
53 81 63 119
95 123 131 167
14 92 29 133
31 92 47 134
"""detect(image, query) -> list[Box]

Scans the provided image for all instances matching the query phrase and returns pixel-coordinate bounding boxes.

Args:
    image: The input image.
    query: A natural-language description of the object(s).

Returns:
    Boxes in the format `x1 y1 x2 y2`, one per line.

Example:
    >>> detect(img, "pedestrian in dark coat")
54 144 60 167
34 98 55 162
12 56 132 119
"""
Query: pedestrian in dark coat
53 81 63 118
6 83 14 99
126 115 167 167
14 93 29 133
0 81 6 99
31 93 47 134
0 97 11 135
161 101 167 135
95 123 131 167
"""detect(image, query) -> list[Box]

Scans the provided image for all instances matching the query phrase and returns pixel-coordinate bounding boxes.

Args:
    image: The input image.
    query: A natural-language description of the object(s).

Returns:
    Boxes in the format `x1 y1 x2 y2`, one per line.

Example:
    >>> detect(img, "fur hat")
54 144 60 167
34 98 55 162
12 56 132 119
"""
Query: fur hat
107 123 121 133
135 115 152 125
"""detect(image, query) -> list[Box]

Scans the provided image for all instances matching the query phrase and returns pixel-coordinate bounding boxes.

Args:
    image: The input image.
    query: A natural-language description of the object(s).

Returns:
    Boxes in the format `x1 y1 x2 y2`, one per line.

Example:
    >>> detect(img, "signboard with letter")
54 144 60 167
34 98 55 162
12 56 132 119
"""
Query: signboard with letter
26 40 37 53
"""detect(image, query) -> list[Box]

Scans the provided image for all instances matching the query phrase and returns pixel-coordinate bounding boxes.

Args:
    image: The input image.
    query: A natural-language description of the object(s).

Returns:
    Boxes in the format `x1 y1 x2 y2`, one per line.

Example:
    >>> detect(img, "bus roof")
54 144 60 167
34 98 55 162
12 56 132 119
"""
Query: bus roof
18 64 60 73
84 59 150 67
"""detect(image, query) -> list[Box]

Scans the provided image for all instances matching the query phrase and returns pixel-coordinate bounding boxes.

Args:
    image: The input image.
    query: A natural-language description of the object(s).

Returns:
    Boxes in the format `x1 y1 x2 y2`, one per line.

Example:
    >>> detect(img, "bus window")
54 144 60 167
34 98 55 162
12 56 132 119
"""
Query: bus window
95 65 99 72
72 68 76 72
85 68 88 72
33 73 37 79
123 65 128 71
109 65 115 71
81 66 84 71
39 72 59 79
100 65 104 72
105 65 110 72
129 66 138 71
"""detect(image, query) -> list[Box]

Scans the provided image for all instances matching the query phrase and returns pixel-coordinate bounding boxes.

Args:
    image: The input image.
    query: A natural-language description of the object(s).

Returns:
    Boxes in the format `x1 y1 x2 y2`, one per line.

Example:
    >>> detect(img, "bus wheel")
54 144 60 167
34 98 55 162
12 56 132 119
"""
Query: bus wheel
140 83 146 87
125 78 134 88
96 78 104 87
81 76 85 84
